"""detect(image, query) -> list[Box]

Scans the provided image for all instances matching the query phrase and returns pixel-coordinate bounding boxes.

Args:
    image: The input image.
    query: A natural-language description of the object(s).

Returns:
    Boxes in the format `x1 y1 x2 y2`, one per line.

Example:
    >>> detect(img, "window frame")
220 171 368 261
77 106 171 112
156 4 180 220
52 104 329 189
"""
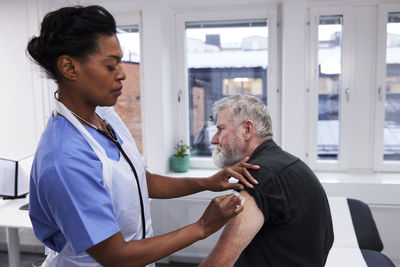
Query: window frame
306 6 354 171
174 5 280 169
373 3 400 172
113 11 147 163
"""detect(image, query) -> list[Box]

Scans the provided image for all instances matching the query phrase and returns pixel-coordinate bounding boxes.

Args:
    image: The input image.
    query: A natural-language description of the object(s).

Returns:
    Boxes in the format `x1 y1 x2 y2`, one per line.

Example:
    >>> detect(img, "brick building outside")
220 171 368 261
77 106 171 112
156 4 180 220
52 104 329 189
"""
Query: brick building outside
114 62 143 155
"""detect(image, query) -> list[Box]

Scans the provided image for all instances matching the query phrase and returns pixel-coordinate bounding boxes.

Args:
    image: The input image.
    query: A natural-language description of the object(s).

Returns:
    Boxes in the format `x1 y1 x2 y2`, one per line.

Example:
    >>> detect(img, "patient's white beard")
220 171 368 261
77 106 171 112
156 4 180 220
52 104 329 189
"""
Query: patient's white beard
212 138 243 168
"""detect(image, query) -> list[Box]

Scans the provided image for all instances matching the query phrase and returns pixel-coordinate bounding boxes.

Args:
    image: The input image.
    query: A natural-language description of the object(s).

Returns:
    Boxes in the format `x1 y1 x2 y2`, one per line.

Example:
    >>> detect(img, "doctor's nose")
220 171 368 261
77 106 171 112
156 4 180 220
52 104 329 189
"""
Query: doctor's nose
117 65 127 81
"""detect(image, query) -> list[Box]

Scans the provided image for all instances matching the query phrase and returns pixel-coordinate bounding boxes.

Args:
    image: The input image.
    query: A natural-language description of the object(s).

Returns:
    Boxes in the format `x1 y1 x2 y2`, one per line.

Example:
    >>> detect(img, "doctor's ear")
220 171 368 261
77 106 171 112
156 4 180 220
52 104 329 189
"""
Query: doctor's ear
56 55 78 80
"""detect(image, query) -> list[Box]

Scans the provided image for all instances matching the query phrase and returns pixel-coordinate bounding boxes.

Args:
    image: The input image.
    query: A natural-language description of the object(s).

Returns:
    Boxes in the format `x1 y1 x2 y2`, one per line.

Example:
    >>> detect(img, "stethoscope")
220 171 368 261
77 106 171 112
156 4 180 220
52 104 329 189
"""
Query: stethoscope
97 125 147 239
54 92 146 239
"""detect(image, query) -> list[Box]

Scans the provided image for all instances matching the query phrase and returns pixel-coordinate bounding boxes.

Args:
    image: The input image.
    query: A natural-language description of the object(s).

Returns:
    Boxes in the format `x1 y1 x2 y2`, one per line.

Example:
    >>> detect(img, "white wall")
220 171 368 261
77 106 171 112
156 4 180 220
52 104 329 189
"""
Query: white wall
281 0 308 158
370 205 400 266
140 0 176 173
0 0 42 160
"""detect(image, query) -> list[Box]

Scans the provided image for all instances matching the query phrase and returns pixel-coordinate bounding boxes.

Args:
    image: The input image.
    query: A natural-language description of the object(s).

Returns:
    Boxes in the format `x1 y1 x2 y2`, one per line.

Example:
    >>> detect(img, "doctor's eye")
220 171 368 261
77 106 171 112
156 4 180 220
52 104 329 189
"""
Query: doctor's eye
106 65 116 71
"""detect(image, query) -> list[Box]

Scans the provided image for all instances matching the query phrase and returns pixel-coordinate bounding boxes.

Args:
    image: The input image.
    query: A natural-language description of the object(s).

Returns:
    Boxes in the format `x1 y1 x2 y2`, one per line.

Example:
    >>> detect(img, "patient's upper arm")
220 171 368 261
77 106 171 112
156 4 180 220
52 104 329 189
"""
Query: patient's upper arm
200 190 265 267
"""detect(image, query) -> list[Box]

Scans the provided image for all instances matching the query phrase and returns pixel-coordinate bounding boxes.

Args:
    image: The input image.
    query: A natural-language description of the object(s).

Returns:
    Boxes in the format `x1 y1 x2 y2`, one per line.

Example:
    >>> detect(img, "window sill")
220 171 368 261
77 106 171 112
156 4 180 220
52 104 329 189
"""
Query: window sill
165 169 400 205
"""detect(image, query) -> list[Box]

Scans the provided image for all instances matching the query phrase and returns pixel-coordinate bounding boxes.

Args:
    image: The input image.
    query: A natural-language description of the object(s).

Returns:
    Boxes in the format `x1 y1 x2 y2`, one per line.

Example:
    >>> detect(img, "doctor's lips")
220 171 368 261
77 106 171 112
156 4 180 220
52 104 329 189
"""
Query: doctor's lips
111 86 123 95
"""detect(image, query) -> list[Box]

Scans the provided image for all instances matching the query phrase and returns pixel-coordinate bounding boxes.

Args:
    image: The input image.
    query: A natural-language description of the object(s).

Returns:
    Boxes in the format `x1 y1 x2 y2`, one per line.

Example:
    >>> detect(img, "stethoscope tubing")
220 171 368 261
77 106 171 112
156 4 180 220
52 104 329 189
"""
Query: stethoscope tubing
97 128 147 239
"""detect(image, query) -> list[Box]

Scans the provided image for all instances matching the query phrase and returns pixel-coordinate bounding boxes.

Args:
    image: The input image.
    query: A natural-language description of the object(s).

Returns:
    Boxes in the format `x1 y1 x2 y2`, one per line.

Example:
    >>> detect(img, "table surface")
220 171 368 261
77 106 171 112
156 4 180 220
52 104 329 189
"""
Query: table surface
0 198 31 228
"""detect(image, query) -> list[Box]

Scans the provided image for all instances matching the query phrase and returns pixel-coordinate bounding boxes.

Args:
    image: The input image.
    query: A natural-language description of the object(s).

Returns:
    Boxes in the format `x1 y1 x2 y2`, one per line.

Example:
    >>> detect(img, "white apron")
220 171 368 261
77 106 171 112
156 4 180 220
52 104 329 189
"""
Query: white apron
41 100 154 267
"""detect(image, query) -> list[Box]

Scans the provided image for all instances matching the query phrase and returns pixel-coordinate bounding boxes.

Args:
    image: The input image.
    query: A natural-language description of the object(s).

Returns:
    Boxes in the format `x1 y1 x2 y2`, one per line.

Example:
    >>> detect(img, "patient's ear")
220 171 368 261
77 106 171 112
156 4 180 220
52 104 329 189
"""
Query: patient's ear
243 120 254 140
56 55 78 81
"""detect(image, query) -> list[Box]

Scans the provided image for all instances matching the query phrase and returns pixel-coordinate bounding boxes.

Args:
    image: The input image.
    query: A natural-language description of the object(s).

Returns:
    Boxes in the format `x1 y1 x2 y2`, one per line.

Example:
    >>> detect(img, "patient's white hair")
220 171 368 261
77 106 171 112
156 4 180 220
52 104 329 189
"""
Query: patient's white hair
213 95 273 142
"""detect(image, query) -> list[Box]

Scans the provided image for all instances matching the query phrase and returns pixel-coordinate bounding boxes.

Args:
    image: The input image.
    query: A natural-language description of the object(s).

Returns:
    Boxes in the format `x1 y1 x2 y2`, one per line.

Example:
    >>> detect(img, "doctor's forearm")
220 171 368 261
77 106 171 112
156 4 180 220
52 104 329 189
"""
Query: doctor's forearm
87 215 216 266
146 171 207 198
123 222 206 266
87 193 243 267
87 201 243 267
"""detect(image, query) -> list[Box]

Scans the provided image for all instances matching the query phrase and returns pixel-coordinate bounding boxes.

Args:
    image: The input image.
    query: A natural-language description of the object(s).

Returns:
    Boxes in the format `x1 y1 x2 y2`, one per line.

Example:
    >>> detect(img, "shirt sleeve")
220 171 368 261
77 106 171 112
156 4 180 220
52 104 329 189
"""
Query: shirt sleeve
243 167 291 225
37 145 120 254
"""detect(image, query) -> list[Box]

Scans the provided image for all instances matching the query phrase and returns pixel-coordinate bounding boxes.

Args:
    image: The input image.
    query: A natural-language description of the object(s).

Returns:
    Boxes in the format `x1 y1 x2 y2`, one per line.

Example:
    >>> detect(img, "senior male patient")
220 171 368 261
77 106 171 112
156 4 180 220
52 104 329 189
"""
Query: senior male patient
200 95 334 267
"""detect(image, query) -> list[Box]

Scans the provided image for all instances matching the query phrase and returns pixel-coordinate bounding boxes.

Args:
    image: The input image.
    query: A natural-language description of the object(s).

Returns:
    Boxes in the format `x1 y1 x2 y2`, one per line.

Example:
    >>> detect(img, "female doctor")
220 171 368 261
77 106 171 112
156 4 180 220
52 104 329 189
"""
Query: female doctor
27 5 259 267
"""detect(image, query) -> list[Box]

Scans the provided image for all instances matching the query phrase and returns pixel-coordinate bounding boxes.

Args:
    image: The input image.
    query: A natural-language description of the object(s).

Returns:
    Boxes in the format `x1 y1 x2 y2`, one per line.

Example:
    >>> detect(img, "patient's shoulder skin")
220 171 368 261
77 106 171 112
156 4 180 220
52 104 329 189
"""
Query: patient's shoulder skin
200 190 265 267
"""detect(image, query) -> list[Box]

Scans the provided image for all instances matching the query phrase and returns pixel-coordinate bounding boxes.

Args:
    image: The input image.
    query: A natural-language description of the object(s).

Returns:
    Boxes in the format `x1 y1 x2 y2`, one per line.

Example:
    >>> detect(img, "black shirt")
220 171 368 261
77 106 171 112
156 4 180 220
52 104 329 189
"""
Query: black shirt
235 140 334 267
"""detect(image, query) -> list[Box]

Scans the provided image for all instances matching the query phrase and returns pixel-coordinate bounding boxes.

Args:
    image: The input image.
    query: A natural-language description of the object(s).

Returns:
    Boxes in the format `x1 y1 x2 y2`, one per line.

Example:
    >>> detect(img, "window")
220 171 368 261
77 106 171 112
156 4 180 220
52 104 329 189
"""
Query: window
307 7 352 171
383 12 400 162
317 15 342 160
223 77 263 96
115 25 143 154
308 5 400 172
374 4 400 171
186 19 269 157
175 6 279 168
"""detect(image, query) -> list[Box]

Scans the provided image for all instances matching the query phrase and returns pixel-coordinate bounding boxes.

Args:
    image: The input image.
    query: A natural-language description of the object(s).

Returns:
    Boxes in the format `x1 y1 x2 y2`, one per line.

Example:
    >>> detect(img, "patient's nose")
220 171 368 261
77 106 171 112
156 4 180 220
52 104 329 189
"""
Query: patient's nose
211 133 218 145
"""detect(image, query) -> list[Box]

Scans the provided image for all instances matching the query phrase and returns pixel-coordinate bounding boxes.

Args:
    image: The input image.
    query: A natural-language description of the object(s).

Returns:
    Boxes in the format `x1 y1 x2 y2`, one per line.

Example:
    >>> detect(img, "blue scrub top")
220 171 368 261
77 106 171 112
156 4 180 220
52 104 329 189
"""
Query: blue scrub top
29 114 123 254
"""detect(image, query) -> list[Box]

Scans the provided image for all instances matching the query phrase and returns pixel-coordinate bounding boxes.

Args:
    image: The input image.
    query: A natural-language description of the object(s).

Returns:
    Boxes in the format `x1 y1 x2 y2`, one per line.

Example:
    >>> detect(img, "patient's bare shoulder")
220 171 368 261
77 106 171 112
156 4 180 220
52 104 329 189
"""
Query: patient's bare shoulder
200 190 264 267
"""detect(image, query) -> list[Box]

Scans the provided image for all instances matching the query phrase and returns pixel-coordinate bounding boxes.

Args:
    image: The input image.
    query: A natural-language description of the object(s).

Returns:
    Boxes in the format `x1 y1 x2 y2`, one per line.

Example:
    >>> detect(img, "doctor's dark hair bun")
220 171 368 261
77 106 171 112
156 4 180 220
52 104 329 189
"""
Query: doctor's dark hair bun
27 5 116 81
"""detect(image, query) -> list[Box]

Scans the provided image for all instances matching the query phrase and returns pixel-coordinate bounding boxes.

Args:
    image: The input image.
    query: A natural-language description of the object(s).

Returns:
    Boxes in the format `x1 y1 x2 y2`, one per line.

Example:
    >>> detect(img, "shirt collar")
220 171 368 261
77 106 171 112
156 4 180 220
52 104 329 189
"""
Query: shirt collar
249 139 276 161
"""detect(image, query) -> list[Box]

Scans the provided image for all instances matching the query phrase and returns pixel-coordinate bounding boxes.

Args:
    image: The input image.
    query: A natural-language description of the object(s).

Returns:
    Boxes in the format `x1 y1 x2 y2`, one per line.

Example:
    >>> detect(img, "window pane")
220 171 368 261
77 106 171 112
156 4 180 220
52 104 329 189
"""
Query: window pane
317 15 342 160
115 26 143 155
186 20 268 157
384 13 400 161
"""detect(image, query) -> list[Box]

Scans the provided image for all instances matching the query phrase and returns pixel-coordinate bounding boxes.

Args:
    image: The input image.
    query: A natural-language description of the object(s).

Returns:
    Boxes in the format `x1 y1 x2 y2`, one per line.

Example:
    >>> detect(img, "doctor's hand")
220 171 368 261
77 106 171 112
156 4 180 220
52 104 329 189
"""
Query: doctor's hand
206 157 259 192
197 194 244 239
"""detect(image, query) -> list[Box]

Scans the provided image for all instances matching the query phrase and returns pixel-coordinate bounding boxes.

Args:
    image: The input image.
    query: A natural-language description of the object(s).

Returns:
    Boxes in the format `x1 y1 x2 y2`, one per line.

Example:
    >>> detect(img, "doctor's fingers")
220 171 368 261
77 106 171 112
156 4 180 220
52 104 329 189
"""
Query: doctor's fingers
224 167 257 190
200 195 243 236
232 157 259 183
238 156 260 171
214 194 244 216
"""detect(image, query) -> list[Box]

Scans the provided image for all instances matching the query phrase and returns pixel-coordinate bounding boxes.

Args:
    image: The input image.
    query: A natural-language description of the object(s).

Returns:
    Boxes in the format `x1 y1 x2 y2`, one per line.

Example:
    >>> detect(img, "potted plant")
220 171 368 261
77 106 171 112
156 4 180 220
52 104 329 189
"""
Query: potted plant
170 140 191 172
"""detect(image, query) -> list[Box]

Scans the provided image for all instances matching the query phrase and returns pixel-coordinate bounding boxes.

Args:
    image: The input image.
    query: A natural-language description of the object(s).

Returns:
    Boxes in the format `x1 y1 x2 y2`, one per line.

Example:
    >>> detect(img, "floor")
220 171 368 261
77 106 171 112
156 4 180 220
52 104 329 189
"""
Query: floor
0 251 198 267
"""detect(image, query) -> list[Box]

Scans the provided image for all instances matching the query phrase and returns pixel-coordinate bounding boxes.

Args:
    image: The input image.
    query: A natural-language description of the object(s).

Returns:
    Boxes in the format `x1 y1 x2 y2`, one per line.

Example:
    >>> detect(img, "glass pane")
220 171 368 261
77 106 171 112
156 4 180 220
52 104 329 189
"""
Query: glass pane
317 15 342 160
115 26 143 155
384 12 400 161
186 20 268 157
